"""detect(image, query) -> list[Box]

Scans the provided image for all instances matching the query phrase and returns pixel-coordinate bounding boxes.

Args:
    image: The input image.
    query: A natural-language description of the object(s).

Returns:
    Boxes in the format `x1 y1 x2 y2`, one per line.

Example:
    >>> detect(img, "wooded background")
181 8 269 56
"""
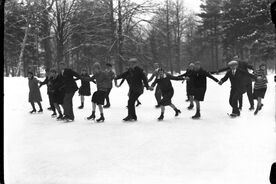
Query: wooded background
3 0 276 77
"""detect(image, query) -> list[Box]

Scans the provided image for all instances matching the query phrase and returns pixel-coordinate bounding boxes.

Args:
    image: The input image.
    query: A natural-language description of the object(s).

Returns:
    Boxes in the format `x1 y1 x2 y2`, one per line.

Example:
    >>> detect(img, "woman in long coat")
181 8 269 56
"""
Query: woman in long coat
28 71 43 113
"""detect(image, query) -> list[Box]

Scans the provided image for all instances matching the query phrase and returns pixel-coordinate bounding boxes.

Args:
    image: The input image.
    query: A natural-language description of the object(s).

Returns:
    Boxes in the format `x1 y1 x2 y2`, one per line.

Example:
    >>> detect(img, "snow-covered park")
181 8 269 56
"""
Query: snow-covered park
4 74 276 184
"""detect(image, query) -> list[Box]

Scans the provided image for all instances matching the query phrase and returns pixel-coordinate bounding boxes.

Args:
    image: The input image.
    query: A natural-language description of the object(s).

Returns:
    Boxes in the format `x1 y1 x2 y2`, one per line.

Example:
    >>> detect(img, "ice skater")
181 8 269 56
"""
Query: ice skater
77 68 91 109
40 69 57 116
149 68 183 121
252 63 268 115
103 63 115 108
213 55 255 110
218 61 255 117
59 62 80 122
86 62 109 122
148 62 162 108
115 58 149 122
189 61 219 119
27 71 43 113
50 68 65 120
178 62 195 110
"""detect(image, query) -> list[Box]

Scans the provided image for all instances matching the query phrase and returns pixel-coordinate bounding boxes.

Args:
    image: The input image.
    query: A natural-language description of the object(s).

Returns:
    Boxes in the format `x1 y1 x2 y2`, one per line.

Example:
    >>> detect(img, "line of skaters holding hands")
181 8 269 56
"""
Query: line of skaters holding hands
31 57 267 122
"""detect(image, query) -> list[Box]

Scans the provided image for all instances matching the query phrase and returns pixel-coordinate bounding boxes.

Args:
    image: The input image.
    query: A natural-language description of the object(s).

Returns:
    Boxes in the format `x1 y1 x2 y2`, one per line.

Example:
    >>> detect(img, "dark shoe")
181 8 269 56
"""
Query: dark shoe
185 99 190 102
29 109 36 114
38 109 43 113
155 104 161 108
175 109 181 117
47 107 52 111
187 104 194 110
238 106 242 110
259 104 264 110
64 118 74 122
103 104 110 108
192 111 200 119
158 113 164 121
136 101 141 107
87 113 95 120
229 113 238 118
56 114 63 120
51 112 57 117
96 115 105 122
78 105 84 109
123 116 137 122
249 106 254 111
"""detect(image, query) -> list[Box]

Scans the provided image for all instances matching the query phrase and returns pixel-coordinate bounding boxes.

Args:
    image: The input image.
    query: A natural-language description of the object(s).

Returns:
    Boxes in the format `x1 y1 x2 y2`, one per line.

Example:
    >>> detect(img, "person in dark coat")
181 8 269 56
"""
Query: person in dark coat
115 58 150 121
28 71 43 113
116 71 142 107
76 69 91 109
218 61 255 117
39 70 57 116
213 56 255 110
86 62 109 122
149 68 183 120
178 63 195 110
148 63 162 108
103 63 115 108
50 68 65 120
189 61 219 119
59 62 80 122
270 162 276 184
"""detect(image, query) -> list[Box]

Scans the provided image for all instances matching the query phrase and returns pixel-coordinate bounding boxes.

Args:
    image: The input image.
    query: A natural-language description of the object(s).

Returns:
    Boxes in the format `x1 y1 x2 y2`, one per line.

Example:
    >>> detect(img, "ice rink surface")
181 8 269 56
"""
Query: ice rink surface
4 74 276 184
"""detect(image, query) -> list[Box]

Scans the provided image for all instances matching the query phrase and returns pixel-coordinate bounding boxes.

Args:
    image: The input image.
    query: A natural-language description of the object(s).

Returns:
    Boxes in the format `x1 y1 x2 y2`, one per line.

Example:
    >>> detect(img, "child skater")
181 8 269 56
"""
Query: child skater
86 62 109 122
178 63 195 110
189 61 219 119
103 63 115 108
77 68 91 109
28 71 43 113
50 68 65 120
252 63 268 115
147 63 162 108
149 68 183 120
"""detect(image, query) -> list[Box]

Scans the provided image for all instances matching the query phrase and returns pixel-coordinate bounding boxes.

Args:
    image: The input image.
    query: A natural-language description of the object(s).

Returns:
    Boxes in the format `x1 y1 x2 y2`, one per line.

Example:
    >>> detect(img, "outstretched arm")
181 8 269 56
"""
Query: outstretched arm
205 71 219 82
39 77 48 87
219 72 230 85
168 74 185 81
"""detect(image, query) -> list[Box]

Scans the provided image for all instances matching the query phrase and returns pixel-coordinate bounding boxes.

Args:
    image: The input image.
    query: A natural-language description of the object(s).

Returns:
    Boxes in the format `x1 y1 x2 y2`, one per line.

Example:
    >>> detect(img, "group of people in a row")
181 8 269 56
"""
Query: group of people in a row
27 56 268 122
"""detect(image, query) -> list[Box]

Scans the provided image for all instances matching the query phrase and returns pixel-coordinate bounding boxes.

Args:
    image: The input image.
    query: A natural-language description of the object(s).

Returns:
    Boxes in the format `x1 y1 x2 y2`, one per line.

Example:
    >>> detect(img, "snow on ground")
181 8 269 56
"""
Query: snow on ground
4 74 276 184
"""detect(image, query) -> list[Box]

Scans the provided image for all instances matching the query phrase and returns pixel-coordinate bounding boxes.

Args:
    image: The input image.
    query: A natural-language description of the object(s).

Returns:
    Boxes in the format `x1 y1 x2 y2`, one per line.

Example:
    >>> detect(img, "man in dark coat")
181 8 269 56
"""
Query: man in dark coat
189 61 219 119
59 62 80 122
213 56 255 110
218 61 255 117
115 58 149 121
270 162 276 184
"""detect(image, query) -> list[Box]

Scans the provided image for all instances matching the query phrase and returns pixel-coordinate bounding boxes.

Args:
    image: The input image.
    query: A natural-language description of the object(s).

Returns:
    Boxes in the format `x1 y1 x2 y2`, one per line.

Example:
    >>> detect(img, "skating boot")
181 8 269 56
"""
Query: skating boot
96 114 105 123
187 104 194 110
51 112 57 117
56 114 63 120
192 110 201 119
157 113 164 121
155 104 161 108
174 109 181 117
136 101 141 107
87 111 95 120
123 116 137 122
78 104 84 109
249 106 254 111
103 104 110 108
47 107 52 111
29 109 36 114
38 109 43 113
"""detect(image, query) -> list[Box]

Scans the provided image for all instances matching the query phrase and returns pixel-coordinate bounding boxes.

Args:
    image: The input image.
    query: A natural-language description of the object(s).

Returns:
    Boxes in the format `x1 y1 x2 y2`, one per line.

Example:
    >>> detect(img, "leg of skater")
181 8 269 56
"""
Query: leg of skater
238 95 243 110
247 83 254 110
37 101 43 112
158 106 165 120
87 102 96 120
49 94 56 116
154 85 162 108
169 103 181 116
192 100 201 119
55 103 63 120
103 88 111 108
254 97 262 115
187 95 194 110
78 95 84 109
63 92 75 121
96 105 105 122
30 102 36 113
124 91 140 121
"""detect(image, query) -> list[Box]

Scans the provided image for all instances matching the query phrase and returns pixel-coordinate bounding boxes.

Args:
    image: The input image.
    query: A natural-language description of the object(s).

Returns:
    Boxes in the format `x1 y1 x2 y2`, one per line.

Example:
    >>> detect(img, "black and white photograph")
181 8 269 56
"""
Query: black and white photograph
3 0 276 183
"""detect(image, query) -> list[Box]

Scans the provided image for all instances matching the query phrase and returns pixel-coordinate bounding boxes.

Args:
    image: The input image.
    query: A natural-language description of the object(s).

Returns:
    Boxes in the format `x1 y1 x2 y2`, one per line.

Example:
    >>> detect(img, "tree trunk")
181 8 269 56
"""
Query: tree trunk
166 0 172 74
117 0 123 74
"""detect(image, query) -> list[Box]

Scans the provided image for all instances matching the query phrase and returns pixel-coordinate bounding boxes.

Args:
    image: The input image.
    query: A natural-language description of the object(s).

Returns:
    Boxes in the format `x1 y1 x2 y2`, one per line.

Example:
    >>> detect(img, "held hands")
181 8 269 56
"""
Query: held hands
148 86 154 91
218 80 223 85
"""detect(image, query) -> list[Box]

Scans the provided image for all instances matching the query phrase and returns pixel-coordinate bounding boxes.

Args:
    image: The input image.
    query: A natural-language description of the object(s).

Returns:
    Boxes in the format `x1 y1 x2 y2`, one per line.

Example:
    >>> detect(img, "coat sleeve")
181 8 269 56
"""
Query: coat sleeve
220 72 230 84
178 71 188 77
115 71 128 80
148 73 155 82
168 74 184 81
39 77 48 87
151 78 158 88
141 69 149 88
205 71 219 82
